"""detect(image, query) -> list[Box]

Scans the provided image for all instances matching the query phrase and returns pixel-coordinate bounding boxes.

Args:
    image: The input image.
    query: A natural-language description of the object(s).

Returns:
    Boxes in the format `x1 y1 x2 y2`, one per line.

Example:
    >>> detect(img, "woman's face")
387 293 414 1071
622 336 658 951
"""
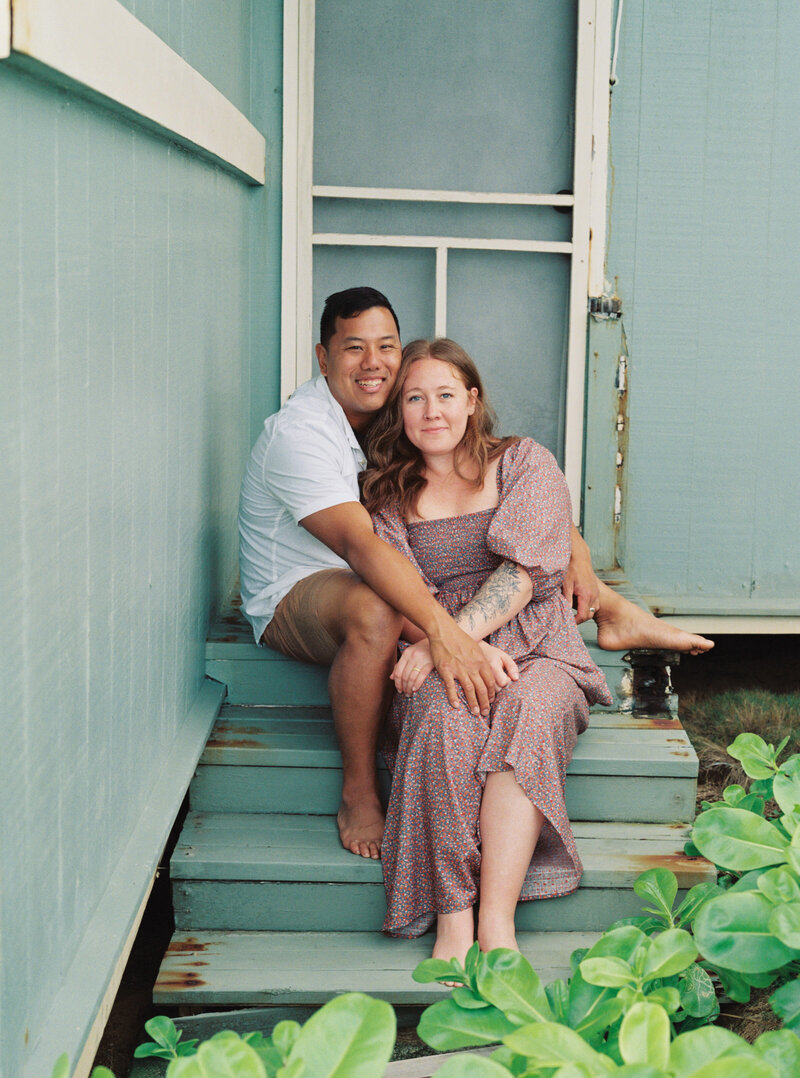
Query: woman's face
400 357 478 458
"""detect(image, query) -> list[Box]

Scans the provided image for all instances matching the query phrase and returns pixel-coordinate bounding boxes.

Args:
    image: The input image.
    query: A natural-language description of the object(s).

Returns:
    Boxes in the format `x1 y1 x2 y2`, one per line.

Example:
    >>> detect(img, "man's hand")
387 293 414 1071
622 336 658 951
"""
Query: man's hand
392 638 519 698
563 525 601 623
428 623 498 716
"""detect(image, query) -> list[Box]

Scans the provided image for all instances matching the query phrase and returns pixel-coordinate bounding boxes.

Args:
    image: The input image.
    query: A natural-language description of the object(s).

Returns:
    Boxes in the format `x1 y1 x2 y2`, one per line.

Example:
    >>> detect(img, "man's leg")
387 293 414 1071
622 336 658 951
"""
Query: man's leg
263 569 402 859
593 580 713 654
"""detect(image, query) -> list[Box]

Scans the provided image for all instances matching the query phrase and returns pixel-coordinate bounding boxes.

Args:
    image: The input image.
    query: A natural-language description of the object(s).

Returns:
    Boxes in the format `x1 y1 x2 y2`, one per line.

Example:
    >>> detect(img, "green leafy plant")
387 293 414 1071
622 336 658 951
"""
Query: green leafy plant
688 733 800 1025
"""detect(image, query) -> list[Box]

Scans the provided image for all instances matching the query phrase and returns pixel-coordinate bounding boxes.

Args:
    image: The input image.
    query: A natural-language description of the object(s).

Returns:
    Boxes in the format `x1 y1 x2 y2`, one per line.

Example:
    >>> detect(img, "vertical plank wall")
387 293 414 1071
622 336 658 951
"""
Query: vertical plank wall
603 0 800 612
0 2 282 1074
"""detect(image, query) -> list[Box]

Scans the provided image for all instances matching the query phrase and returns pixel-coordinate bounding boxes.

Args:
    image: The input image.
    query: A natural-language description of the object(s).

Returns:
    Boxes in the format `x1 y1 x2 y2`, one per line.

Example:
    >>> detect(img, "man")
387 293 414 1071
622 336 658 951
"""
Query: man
239 287 711 860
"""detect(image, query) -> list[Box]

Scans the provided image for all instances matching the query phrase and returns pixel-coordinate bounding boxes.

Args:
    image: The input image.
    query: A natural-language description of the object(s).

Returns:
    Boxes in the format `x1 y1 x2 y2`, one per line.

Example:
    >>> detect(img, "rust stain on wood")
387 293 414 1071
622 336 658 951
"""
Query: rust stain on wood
167 937 208 954
623 852 715 879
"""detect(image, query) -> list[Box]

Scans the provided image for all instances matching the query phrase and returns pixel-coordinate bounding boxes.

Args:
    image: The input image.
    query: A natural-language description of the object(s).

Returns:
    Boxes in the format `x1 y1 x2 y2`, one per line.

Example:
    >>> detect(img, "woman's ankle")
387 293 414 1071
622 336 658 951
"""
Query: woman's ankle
433 908 475 965
477 908 518 953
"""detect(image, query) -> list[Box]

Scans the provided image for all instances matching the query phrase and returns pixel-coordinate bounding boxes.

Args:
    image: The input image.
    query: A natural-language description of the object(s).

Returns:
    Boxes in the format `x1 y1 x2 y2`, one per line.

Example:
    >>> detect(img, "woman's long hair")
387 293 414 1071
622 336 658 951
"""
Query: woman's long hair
361 338 517 518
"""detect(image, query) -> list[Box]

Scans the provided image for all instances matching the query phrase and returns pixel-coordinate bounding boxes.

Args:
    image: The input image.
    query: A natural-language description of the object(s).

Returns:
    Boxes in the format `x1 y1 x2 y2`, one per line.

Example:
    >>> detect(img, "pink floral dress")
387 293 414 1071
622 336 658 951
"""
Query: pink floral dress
371 438 612 937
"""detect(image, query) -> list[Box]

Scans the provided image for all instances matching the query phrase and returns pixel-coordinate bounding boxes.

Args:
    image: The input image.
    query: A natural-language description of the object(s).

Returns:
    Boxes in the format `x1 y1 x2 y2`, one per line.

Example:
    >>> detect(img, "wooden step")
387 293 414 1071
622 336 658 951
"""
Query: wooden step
206 613 634 709
153 929 601 1006
171 814 714 932
188 707 698 823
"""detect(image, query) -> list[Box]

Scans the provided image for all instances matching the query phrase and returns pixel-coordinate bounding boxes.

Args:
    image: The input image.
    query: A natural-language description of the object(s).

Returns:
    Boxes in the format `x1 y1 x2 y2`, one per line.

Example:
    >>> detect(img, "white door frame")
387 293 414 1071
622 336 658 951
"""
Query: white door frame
281 0 613 520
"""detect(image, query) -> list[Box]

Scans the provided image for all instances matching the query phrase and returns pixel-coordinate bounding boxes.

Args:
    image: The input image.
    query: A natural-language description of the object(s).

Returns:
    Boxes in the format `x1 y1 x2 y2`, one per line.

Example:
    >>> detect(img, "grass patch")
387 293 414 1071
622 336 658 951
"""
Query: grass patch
679 689 800 800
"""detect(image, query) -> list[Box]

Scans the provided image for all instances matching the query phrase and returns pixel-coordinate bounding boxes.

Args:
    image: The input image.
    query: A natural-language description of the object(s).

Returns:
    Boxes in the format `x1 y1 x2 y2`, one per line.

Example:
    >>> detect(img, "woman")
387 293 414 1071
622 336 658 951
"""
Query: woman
361 338 613 964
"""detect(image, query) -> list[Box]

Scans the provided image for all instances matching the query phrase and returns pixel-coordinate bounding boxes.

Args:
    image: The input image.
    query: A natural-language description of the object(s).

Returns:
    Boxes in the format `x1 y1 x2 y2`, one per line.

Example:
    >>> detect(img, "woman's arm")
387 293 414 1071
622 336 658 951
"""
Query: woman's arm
454 560 533 640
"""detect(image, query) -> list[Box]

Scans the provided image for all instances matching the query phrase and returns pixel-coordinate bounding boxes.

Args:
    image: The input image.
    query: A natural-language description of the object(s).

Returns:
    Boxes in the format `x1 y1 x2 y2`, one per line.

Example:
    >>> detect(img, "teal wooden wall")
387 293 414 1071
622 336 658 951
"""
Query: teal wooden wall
0 3 282 1074
604 0 800 614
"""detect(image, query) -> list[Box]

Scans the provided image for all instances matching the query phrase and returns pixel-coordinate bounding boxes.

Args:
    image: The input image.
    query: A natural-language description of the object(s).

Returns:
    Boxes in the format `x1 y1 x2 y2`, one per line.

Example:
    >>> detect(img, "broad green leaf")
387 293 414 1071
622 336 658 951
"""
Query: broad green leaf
434 1056 516 1076
503 1022 614 1071
417 998 517 1051
465 941 481 985
167 1036 266 1078
146 1015 180 1050
643 929 698 980
694 890 797 972
50 1056 70 1078
769 976 800 1032
678 965 717 1018
751 778 776 800
413 957 467 985
645 987 680 1013
619 1003 670 1069
271 1020 301 1058
723 784 747 805
579 956 637 988
281 993 394 1078
573 997 625 1040
634 869 678 923
675 883 722 929
89 1069 116 1078
754 1028 800 1078
757 866 800 905
727 733 778 780
774 758 800 816
769 901 800 949
728 869 768 892
475 949 553 1024
612 1068 668 1078
584 925 648 961
668 1026 748 1076
451 985 491 1009
134 1044 173 1059
685 1059 776 1078
692 808 788 872
546 977 571 1022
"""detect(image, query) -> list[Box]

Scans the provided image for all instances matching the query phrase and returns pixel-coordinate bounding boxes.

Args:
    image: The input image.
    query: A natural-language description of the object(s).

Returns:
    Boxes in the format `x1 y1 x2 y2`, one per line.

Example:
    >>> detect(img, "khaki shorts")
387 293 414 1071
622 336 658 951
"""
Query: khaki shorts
260 568 352 666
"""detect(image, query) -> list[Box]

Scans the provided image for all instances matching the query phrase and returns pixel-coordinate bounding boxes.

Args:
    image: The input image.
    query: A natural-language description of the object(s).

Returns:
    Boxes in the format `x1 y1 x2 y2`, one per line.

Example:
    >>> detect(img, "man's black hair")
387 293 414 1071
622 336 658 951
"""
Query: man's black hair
319 287 400 350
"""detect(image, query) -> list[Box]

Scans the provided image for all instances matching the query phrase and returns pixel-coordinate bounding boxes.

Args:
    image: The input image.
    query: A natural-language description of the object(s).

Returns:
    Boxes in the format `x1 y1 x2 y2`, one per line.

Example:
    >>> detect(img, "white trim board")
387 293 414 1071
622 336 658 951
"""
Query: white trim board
313 186 575 207
5 0 265 184
22 679 225 1078
1 0 10 60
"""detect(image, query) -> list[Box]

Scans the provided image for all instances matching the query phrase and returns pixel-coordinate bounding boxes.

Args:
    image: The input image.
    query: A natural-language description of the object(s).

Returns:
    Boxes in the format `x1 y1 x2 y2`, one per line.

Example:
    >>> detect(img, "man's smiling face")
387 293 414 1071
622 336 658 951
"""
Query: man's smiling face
315 306 402 431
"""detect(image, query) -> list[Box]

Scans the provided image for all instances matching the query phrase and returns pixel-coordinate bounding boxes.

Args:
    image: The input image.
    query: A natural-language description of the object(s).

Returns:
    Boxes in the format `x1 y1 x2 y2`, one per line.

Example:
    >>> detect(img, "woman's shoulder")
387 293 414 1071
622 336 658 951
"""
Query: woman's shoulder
501 436 559 473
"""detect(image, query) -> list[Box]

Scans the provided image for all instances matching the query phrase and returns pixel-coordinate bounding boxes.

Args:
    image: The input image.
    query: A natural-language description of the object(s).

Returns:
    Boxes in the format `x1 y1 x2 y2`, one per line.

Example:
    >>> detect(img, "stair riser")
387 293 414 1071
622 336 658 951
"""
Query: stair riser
189 767 697 823
207 658 630 709
173 880 693 933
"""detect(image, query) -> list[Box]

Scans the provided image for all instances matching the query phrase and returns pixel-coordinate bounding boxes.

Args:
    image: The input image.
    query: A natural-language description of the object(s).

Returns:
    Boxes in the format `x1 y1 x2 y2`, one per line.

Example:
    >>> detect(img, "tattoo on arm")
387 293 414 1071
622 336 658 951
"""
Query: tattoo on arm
456 561 529 636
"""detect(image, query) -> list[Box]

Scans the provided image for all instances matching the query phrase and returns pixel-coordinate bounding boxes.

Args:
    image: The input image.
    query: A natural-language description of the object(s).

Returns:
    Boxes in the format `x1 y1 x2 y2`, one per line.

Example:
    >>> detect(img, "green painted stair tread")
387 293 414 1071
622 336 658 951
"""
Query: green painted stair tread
172 813 712 887
153 929 600 1005
190 767 696 822
200 712 697 776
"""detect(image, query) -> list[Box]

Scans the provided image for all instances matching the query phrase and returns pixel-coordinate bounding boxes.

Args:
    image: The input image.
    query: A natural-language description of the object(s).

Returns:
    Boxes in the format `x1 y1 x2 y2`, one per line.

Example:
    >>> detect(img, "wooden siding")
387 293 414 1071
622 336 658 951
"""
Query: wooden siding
605 0 800 611
0 3 282 1074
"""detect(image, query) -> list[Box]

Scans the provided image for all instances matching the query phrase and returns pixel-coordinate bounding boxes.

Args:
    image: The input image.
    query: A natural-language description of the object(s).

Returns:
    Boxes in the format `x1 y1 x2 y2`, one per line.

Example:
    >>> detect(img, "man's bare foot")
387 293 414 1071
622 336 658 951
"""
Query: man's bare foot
477 912 519 954
434 909 475 973
337 796 384 859
595 602 714 656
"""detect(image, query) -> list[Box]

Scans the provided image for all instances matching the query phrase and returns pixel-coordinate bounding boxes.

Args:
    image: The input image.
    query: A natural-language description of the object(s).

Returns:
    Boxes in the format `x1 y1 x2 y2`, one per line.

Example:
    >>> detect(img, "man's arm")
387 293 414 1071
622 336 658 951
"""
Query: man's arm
562 524 601 623
301 501 497 715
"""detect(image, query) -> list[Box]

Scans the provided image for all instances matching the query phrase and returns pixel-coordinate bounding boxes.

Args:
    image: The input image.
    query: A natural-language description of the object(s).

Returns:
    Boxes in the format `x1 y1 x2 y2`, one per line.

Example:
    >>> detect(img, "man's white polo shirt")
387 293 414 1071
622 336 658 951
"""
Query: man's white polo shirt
238 375 367 644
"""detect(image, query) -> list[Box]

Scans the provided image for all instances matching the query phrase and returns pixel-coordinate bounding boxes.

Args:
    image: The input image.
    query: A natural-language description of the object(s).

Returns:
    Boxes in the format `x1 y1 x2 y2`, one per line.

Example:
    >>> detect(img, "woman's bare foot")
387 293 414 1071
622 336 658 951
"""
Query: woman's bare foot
477 911 519 954
337 795 384 859
594 590 713 655
434 908 475 972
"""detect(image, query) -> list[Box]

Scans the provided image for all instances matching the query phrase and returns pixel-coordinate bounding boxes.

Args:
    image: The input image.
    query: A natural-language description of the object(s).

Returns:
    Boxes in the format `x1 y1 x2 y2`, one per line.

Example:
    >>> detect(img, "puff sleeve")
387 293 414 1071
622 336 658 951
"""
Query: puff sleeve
371 502 439 595
487 438 572 602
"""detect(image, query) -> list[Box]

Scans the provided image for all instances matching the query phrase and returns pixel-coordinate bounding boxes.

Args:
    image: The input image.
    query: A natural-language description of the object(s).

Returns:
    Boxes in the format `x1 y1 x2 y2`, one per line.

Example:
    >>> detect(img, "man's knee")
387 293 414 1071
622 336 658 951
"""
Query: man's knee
342 582 403 646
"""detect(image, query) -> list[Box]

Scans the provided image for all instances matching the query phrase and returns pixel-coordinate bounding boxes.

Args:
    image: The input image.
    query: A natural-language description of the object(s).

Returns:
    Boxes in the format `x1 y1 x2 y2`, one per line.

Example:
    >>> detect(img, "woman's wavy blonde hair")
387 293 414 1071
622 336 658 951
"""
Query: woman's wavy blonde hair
361 338 517 518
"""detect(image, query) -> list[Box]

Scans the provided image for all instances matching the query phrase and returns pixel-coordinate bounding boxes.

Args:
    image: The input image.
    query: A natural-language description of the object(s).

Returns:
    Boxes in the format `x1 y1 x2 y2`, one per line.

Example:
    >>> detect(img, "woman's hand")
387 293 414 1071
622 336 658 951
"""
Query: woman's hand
477 641 519 689
391 640 434 695
392 639 519 696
